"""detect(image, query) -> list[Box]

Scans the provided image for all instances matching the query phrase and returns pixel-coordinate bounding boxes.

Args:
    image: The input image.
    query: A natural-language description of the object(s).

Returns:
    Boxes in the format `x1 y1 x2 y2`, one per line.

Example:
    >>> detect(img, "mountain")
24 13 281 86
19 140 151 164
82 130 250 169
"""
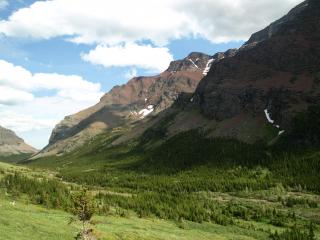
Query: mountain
111 0 320 146
34 0 320 158
22 2 320 238
0 126 37 159
245 1 309 45
35 52 222 157
190 0 320 142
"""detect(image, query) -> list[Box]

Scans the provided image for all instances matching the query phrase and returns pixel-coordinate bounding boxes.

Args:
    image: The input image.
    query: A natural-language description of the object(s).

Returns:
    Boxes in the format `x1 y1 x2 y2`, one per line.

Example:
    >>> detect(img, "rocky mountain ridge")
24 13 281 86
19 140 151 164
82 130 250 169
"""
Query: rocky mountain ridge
183 0 320 141
36 52 229 157
113 0 320 145
0 126 37 157
35 0 320 158
245 0 310 45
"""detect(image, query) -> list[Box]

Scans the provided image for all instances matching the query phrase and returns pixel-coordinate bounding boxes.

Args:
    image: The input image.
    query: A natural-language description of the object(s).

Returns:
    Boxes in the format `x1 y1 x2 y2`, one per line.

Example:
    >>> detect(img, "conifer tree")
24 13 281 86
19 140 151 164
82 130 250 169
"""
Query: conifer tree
70 189 96 240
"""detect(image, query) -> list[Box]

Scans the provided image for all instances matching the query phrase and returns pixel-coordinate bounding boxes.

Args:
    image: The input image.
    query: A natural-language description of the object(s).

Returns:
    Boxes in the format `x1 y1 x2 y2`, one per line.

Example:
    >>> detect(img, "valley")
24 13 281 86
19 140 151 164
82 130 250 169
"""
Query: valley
0 0 320 239
1 146 320 240
1 123 320 239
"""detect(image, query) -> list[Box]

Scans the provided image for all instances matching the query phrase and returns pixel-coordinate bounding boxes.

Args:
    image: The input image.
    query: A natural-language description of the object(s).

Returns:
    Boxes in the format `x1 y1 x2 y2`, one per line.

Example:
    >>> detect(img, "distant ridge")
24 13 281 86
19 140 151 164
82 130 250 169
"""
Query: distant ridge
0 126 37 159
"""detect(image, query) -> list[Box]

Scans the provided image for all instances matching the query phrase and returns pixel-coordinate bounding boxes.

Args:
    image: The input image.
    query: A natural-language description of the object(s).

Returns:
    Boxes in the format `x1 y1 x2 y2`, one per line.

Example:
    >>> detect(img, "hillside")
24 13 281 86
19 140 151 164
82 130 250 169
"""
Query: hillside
0 126 37 162
33 0 320 160
25 0 320 168
112 0 320 146
34 52 218 158
192 0 320 142
7 1 320 239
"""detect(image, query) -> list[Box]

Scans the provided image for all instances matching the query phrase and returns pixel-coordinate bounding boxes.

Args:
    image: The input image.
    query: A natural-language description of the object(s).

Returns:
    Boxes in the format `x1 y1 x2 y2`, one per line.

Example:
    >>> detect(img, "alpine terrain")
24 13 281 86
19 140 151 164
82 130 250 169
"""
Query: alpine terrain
0 126 37 162
1 1 320 240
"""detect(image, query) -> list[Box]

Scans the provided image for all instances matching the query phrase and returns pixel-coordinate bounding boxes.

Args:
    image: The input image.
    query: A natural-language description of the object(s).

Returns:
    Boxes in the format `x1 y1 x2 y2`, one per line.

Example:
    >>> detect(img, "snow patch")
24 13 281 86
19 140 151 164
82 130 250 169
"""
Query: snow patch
188 58 199 69
203 59 214 76
264 109 286 136
264 109 274 124
138 105 154 119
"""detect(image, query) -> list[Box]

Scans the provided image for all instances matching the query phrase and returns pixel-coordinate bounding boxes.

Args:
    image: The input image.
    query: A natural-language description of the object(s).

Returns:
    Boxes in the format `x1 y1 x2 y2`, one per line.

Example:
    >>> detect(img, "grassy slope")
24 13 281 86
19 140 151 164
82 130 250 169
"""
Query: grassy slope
0 197 76 240
0 161 269 240
6 106 320 239
0 195 272 240
3 159 320 240
0 153 33 164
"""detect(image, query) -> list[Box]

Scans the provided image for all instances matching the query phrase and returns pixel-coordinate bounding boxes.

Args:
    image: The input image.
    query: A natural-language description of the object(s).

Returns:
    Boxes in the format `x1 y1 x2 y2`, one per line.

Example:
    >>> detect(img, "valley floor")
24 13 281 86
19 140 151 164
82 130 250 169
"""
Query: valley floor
0 193 270 240
0 161 319 240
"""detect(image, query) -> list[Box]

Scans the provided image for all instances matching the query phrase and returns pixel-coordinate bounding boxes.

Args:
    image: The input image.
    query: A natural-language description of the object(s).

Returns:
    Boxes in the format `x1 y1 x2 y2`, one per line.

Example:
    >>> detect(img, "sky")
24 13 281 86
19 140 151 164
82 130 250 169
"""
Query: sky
0 0 302 149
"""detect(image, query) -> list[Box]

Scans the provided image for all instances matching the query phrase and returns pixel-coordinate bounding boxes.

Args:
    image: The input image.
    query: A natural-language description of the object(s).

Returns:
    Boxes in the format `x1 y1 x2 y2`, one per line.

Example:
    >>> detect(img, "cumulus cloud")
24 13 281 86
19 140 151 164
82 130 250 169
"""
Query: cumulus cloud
0 60 103 102
0 60 104 148
82 43 173 72
0 112 56 132
0 0 303 44
0 86 34 105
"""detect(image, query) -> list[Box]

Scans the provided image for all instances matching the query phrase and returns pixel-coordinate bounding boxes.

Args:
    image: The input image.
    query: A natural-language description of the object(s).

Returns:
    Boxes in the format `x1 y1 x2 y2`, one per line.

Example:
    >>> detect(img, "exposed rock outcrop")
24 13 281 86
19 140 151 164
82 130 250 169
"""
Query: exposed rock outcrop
122 0 320 145
36 52 213 157
0 126 37 157
245 1 310 45
191 0 320 140
37 0 320 157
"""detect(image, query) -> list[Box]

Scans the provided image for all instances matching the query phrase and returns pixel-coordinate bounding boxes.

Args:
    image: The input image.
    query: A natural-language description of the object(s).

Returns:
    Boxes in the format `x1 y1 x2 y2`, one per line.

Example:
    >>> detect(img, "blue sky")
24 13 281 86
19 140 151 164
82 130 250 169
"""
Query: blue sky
0 0 302 148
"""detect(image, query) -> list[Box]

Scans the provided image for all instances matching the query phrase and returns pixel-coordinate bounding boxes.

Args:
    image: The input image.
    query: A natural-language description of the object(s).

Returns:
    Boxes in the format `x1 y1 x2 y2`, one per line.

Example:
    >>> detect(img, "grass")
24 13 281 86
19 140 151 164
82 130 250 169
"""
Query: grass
95 216 268 240
0 153 33 164
0 189 271 240
1 188 318 240
0 194 77 240
1 160 320 240
2 106 320 239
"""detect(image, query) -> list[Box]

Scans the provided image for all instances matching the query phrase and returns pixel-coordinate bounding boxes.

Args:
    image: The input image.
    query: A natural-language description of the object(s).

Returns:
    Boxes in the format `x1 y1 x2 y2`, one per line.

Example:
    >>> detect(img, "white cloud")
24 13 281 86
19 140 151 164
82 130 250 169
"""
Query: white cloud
0 60 103 102
0 0 8 10
0 60 104 148
0 86 34 105
0 0 303 44
0 112 56 132
82 43 173 72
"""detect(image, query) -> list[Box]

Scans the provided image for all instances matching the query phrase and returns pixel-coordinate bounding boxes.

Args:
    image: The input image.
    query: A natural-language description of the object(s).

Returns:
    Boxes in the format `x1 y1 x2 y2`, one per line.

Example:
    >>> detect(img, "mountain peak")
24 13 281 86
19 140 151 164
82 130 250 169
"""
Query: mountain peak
192 0 320 142
0 126 37 157
166 52 211 72
0 126 23 145
246 0 310 45
37 51 212 157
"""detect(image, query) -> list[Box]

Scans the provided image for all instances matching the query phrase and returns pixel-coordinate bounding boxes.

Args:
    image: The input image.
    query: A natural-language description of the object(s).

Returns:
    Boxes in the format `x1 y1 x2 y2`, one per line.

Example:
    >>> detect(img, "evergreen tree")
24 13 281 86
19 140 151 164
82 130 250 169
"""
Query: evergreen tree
70 189 96 240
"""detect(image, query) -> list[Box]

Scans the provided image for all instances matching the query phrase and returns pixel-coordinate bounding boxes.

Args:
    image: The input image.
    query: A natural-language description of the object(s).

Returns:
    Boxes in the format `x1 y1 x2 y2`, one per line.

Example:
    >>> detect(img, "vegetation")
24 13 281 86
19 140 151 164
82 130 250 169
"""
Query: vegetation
1 106 320 239
2 171 74 210
70 189 97 240
270 224 317 240
0 153 33 164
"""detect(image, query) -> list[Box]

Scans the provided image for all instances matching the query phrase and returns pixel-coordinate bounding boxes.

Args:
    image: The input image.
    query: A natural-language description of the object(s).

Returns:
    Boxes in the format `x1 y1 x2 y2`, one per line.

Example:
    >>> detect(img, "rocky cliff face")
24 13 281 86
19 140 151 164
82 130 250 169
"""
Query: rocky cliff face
191 0 320 140
0 126 37 156
121 0 320 145
37 52 214 157
245 1 310 45
38 0 319 157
